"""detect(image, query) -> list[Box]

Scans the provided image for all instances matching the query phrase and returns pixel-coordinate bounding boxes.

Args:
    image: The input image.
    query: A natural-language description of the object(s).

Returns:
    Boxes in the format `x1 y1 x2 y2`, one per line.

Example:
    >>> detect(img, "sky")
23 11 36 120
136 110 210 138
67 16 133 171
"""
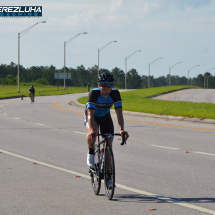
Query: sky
1 0 215 78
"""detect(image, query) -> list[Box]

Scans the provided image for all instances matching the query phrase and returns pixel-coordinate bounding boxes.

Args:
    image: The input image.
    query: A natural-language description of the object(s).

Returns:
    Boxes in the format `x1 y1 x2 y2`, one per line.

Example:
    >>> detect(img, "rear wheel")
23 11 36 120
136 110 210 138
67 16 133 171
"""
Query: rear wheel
90 145 101 195
104 147 115 200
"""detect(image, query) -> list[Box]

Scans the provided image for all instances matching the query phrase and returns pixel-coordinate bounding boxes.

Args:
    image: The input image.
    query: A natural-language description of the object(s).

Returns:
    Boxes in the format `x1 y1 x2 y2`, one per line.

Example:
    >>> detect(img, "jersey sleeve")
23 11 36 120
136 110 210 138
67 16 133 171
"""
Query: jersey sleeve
87 90 100 110
111 90 122 109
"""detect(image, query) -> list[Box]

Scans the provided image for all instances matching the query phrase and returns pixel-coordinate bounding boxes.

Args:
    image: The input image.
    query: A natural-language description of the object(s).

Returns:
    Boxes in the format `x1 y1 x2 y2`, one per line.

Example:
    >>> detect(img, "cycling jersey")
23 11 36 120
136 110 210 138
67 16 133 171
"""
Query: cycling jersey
29 88 35 93
86 88 122 117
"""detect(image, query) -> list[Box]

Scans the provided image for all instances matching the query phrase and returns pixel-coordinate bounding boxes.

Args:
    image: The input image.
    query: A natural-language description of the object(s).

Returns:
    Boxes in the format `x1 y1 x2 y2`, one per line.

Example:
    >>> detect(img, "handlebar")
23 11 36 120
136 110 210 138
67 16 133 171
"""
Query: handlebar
97 132 127 146
121 132 126 146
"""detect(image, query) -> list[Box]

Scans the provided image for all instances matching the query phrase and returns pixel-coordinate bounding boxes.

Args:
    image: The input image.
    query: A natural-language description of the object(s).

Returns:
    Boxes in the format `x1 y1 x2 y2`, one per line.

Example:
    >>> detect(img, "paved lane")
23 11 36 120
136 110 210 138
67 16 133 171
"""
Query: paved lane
1 94 215 214
153 89 215 103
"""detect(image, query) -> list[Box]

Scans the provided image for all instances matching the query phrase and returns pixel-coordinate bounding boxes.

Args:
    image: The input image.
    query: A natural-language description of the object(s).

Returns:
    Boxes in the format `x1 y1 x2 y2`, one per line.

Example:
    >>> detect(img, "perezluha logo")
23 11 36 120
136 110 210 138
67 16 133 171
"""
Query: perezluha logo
0 6 42 17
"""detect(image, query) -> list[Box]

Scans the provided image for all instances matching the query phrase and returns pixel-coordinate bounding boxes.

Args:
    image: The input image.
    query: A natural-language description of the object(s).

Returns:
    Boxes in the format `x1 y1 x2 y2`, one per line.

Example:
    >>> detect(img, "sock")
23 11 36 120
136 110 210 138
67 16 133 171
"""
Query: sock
89 147 94 155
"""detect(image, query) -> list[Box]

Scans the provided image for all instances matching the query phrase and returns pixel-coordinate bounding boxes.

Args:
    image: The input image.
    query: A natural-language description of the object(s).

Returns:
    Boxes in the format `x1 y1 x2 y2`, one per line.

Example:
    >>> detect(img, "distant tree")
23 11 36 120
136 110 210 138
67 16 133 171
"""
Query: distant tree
127 69 141 89
76 65 90 87
154 76 167 87
111 67 125 89
141 75 148 88
88 65 98 87
2 75 17 85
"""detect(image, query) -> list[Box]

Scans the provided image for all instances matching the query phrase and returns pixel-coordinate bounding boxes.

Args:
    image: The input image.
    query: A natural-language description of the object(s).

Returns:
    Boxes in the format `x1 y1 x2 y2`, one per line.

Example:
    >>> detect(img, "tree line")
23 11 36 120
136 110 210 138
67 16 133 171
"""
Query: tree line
0 62 214 89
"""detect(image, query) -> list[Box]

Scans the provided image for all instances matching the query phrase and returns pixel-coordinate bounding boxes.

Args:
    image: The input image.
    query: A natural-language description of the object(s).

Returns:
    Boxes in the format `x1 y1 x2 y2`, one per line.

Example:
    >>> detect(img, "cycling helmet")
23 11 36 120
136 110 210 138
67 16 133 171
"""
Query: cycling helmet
31 86 33 88
98 72 115 84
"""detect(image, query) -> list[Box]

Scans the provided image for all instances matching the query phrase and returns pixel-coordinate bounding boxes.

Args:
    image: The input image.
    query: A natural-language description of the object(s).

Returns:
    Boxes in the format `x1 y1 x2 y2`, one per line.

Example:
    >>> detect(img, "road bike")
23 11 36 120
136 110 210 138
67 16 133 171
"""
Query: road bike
89 131 126 200
30 94 34 103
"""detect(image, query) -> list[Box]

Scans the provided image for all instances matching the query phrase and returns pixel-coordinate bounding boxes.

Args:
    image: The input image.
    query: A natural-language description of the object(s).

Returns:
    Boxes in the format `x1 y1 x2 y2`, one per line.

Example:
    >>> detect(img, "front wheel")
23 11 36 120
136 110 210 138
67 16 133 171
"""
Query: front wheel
104 147 115 200
90 145 101 195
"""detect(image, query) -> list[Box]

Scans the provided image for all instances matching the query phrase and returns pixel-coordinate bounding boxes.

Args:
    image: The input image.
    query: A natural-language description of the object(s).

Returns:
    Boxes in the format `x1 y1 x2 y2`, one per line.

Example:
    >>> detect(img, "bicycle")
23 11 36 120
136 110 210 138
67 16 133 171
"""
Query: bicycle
89 131 126 200
30 93 34 103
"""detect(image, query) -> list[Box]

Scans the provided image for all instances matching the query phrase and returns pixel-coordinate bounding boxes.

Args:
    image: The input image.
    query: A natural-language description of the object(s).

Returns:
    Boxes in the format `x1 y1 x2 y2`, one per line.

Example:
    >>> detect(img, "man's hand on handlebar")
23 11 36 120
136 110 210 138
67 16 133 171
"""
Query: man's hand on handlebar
120 130 129 140
88 132 97 147
120 130 129 145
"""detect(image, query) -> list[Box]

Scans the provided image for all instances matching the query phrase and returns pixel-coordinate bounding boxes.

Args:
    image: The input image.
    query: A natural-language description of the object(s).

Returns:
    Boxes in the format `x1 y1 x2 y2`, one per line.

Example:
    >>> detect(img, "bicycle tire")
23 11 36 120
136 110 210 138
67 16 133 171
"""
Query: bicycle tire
90 144 101 195
104 146 115 200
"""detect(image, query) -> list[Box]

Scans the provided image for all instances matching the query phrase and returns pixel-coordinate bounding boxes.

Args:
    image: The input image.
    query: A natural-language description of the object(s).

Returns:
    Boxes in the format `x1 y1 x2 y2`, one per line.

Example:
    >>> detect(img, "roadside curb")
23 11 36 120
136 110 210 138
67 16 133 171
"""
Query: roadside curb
74 101 215 125
148 88 194 98
0 96 26 100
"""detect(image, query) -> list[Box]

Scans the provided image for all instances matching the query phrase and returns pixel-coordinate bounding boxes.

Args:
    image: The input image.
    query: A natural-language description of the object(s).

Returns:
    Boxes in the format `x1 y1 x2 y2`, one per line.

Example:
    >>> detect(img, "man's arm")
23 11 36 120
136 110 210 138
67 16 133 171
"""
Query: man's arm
115 108 124 131
87 109 97 140
115 107 129 140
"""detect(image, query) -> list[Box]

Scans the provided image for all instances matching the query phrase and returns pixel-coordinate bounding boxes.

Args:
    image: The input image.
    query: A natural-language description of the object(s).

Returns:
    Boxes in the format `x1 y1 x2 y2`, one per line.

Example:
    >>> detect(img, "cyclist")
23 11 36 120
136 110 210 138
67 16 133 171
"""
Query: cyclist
87 83 90 92
84 72 129 187
29 86 35 102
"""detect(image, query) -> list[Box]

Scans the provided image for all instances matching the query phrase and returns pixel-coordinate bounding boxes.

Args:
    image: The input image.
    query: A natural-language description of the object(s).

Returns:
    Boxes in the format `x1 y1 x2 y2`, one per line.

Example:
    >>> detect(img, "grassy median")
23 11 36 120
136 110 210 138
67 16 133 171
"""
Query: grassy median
0 85 88 99
78 86 215 120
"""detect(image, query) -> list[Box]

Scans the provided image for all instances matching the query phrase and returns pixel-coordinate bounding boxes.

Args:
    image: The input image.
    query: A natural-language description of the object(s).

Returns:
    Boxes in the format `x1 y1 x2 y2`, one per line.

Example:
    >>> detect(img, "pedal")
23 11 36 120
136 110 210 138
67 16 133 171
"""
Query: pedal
89 169 93 177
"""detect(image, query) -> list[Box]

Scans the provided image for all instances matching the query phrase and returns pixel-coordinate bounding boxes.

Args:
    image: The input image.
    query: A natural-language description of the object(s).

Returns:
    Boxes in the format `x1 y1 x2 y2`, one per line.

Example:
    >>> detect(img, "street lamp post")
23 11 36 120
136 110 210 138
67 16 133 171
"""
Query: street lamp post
17 21 46 93
188 65 199 86
148 58 162 88
98 41 117 76
125 50 141 89
204 68 215 89
169 62 182 86
64 32 87 90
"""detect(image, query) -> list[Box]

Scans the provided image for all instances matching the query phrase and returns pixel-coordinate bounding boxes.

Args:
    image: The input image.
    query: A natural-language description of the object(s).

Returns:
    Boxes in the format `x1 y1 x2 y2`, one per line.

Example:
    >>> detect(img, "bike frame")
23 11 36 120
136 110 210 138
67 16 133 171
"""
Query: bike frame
89 128 126 199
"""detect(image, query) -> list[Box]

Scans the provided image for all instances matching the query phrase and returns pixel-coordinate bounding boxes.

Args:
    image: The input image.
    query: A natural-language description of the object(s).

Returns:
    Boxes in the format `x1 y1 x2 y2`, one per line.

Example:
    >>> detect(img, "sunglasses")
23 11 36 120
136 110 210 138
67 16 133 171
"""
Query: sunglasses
100 84 113 88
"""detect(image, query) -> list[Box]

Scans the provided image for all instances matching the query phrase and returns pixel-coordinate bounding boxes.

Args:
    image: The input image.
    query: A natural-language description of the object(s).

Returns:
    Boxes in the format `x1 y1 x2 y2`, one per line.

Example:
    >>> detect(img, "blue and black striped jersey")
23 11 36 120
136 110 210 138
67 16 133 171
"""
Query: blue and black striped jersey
86 88 122 117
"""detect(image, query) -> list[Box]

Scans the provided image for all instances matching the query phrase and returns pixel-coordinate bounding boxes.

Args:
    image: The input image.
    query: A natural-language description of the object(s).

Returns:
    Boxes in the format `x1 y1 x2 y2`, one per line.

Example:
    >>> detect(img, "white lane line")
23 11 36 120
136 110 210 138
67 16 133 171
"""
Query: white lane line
14 118 20 120
36 123 44 126
0 148 89 178
74 131 87 135
194 151 215 156
0 148 215 215
151 144 178 150
4 114 7 115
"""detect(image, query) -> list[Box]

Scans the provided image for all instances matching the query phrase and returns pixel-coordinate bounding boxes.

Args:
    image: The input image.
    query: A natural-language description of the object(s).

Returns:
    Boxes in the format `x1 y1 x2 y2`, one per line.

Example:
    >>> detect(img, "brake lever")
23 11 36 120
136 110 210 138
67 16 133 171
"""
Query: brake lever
120 132 126 146
90 133 95 147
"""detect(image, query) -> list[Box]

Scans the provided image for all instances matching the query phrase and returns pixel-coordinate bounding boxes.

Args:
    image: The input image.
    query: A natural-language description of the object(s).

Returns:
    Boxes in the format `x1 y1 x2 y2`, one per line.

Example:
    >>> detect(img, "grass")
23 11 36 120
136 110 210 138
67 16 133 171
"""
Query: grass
78 86 215 120
0 85 88 98
2 85 215 120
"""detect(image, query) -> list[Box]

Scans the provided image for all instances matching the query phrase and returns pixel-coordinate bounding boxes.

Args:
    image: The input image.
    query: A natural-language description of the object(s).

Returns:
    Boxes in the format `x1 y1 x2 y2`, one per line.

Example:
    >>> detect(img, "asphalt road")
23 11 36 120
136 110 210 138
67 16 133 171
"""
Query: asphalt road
153 88 215 103
1 93 215 215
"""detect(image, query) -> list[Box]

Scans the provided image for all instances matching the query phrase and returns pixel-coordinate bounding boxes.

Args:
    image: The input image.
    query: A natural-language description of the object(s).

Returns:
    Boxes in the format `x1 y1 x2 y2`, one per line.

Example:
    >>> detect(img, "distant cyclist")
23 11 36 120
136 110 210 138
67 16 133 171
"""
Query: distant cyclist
84 72 129 187
29 86 35 102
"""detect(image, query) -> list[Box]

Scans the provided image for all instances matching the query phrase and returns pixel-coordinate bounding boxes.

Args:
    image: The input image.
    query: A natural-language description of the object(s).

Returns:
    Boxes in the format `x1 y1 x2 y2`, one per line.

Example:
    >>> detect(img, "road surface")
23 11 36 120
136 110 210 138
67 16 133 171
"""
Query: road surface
1 93 215 215
153 88 215 104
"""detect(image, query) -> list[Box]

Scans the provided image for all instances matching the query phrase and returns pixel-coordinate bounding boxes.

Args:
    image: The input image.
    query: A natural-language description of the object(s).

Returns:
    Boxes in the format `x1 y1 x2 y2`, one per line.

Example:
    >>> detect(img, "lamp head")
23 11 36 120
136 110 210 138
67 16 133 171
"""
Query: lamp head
41 21 46 23
83 32 87 34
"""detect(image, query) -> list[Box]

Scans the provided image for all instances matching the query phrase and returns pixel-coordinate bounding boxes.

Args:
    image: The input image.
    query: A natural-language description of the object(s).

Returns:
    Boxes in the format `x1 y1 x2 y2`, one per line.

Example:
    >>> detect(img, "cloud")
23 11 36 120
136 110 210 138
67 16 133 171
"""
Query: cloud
110 0 123 13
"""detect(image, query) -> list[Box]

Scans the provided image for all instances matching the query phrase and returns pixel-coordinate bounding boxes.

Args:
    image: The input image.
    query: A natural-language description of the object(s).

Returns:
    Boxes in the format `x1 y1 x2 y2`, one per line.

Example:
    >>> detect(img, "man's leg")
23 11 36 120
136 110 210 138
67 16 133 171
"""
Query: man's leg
86 123 98 148
107 139 113 171
86 123 98 167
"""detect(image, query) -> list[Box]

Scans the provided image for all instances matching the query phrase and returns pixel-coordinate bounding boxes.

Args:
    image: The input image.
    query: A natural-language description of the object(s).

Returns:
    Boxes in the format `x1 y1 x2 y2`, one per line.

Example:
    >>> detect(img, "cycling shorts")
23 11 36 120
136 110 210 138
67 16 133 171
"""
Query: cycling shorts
85 112 114 140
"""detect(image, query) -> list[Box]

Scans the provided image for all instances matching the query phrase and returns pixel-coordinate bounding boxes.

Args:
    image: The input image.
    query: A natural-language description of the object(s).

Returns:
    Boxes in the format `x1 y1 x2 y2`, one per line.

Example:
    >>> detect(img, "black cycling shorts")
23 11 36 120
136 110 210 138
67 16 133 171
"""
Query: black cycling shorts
85 111 114 139
94 112 114 135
